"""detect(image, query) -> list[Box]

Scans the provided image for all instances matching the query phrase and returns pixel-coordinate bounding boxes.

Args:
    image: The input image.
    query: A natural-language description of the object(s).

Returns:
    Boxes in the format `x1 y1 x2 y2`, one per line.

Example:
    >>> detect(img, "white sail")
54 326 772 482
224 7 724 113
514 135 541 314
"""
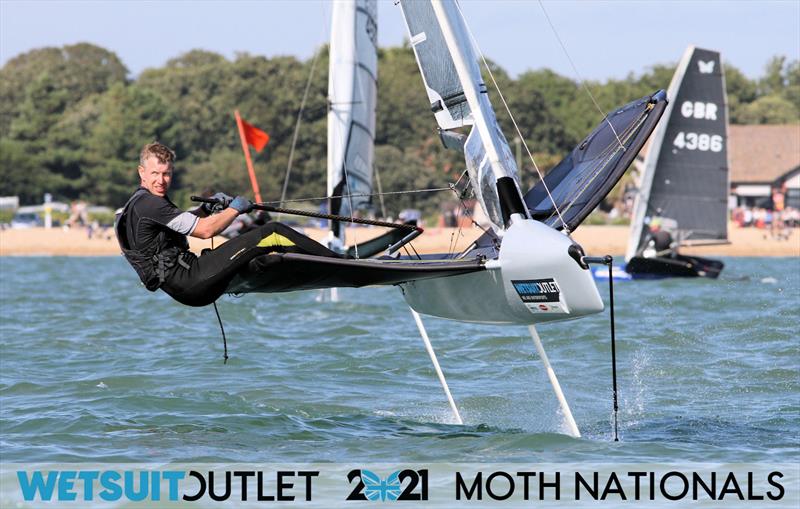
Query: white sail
398 0 475 130
327 0 378 239
399 0 526 232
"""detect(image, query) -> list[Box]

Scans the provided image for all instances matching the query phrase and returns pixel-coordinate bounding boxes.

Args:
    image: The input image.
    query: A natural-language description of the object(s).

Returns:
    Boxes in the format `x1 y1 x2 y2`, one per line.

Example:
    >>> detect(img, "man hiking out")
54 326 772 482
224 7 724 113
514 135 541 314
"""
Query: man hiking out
115 142 338 306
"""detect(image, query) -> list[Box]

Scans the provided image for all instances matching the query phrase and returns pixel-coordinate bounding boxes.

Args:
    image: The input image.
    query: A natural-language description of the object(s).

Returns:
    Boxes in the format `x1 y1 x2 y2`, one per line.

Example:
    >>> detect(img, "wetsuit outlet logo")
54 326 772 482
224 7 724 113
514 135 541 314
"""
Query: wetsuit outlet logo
17 470 318 502
512 278 561 303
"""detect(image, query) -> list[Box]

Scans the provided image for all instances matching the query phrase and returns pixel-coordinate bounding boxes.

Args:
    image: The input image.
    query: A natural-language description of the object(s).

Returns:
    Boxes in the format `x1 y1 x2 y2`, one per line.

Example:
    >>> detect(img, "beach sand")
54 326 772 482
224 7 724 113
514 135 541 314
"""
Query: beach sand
1 223 797 257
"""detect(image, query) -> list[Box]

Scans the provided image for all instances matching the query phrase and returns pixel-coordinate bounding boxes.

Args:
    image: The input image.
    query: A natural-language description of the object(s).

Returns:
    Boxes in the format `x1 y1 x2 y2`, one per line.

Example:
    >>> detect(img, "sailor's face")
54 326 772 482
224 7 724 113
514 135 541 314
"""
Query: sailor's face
138 157 173 197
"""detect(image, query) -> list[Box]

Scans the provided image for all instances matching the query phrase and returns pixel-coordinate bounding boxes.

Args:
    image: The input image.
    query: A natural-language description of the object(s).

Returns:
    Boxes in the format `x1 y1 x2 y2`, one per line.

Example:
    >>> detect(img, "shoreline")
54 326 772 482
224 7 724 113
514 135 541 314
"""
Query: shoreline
0 224 797 257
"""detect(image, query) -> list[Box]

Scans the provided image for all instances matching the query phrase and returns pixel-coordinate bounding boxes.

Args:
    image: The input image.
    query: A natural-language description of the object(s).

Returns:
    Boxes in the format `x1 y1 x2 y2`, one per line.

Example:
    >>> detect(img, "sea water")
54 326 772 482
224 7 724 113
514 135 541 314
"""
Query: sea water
0 256 798 506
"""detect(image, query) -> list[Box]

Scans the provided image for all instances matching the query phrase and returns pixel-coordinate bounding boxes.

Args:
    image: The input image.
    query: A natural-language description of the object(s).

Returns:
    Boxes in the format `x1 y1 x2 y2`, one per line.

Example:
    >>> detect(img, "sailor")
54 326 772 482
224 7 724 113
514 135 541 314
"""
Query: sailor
115 142 338 307
641 217 676 258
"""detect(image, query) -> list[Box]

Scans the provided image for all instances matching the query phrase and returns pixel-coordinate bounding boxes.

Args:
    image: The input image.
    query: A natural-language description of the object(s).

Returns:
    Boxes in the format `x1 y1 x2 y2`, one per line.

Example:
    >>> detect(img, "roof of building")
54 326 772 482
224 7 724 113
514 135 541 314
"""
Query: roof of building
729 124 800 184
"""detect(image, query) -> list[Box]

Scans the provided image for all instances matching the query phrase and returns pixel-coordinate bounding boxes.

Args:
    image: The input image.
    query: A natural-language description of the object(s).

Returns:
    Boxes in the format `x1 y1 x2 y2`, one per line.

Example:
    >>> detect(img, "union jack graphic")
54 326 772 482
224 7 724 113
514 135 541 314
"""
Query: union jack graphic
361 470 401 501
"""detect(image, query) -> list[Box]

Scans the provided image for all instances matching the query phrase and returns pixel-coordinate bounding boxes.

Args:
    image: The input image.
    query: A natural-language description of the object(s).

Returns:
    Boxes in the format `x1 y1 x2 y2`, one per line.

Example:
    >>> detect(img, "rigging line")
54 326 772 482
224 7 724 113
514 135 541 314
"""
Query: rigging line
342 165 359 258
451 189 472 258
452 1 570 233
373 164 387 218
447 198 463 257
408 240 423 261
450 167 470 199
452 167 469 189
213 301 229 364
259 186 454 205
449 184 496 257
210 237 229 363
536 0 625 151
280 43 323 210
535 110 646 225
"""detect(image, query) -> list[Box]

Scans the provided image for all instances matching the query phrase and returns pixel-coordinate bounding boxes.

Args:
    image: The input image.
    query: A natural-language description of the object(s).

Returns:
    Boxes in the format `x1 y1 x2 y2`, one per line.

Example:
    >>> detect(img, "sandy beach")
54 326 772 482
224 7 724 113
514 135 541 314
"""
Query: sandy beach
0 223 797 257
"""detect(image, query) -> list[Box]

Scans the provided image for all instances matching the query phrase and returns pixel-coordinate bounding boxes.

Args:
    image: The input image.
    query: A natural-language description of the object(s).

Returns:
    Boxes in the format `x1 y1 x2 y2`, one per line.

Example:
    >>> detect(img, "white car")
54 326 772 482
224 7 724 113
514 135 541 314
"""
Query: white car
10 212 43 229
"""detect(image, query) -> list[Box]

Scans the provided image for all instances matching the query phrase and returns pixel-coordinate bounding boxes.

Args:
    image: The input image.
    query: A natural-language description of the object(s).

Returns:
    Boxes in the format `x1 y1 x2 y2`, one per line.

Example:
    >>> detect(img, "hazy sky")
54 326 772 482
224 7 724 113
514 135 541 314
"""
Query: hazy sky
1 0 799 81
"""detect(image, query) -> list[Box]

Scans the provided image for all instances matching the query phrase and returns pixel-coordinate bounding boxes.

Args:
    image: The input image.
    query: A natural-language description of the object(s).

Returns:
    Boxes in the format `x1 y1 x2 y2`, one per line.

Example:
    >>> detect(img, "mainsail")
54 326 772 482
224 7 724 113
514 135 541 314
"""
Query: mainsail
327 0 378 239
626 46 730 260
399 0 524 232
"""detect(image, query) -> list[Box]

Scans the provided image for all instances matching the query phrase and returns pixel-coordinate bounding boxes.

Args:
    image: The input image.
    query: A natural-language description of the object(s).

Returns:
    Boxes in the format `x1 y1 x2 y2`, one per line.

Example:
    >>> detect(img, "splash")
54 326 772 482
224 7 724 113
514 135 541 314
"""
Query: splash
622 348 651 430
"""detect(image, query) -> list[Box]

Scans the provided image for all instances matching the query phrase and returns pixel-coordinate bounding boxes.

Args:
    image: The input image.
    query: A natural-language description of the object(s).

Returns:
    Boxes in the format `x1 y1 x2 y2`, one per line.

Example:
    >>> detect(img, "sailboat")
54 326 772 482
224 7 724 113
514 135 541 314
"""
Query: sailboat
624 46 729 279
327 0 377 253
227 1 665 310
324 0 410 269
218 0 666 434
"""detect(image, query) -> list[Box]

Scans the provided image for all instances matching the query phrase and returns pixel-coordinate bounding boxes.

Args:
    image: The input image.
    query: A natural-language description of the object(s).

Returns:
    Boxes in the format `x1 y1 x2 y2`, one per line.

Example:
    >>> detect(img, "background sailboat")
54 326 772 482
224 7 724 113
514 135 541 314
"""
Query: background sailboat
624 46 729 279
318 0 379 302
323 0 411 270
327 0 378 252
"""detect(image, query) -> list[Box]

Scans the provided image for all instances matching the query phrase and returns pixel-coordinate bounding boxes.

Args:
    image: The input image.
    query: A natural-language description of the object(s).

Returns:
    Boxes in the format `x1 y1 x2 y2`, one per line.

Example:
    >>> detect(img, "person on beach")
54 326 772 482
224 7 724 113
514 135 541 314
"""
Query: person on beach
115 142 338 307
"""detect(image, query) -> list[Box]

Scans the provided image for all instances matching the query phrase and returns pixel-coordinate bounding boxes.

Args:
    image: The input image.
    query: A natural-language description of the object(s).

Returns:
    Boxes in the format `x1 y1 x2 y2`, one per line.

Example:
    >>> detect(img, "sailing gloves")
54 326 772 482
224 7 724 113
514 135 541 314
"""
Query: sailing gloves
230 196 255 214
201 192 234 214
200 192 253 214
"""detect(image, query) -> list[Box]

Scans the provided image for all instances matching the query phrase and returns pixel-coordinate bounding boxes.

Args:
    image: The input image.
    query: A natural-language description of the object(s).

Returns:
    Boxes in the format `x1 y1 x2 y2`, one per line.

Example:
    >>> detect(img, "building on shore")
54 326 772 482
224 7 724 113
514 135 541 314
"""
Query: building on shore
729 124 800 209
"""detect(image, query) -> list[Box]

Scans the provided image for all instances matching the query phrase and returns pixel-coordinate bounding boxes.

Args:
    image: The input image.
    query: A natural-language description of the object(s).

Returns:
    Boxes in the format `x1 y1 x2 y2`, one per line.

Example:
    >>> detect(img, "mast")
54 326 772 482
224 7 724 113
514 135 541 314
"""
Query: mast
430 0 528 228
399 0 527 232
431 0 530 227
431 1 504 185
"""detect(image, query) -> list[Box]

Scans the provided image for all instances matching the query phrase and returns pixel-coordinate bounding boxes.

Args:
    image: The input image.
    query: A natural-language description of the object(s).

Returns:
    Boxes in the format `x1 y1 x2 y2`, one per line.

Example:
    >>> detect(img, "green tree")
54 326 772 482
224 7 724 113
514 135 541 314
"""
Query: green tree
781 59 800 114
82 83 179 205
0 43 127 137
725 64 758 124
507 69 575 155
0 138 40 202
375 46 432 150
760 55 787 95
738 95 800 124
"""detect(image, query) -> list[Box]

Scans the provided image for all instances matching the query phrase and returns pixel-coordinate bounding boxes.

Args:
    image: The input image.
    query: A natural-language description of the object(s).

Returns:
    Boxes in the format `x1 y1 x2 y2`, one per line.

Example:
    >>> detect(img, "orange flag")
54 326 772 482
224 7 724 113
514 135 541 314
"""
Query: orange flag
240 118 270 153
234 110 268 202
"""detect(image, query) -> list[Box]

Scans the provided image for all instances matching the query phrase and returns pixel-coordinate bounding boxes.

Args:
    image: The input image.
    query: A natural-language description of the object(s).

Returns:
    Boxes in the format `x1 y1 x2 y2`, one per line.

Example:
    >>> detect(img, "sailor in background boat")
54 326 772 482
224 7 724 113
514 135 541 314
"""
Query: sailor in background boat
115 142 339 307
639 216 678 259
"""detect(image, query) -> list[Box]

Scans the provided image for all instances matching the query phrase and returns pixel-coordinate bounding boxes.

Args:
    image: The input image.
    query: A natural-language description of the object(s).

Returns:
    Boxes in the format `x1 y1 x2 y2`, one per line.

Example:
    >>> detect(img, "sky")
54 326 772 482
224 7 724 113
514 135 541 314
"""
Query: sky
1 0 799 82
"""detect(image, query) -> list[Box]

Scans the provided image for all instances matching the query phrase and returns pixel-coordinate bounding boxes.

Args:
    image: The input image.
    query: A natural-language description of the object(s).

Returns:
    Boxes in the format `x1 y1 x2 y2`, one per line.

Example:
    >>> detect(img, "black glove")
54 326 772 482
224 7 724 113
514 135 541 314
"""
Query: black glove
201 192 234 214
230 196 254 214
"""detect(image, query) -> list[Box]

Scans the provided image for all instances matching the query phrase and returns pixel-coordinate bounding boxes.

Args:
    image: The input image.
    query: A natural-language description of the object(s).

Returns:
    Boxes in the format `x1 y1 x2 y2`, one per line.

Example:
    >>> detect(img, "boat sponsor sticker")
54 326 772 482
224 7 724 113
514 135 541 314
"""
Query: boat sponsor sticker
511 278 565 313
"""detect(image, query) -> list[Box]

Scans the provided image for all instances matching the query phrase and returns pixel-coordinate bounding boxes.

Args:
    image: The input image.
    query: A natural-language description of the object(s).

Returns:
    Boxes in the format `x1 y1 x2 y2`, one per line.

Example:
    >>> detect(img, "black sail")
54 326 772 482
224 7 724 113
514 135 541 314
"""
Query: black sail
628 47 729 258
523 90 667 232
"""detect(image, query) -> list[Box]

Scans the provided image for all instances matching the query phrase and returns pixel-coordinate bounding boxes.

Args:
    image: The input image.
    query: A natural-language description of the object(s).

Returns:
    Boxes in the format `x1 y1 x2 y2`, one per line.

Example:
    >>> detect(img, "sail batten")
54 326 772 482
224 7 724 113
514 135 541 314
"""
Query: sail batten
626 46 730 260
399 0 473 129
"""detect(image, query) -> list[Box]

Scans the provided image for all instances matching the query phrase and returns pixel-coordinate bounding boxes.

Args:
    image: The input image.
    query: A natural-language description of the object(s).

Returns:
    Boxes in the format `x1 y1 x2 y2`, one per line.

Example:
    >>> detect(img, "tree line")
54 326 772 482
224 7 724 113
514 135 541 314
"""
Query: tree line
1 42 797 215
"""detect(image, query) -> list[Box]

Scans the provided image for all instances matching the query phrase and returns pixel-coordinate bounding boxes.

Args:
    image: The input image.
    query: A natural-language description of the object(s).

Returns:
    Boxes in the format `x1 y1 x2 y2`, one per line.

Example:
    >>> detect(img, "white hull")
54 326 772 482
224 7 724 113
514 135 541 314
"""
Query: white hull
400 219 604 325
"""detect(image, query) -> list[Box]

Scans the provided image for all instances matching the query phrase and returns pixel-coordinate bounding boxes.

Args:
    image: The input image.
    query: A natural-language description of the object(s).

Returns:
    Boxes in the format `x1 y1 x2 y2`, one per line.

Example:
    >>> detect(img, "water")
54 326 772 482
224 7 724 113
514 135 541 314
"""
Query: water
1 257 798 503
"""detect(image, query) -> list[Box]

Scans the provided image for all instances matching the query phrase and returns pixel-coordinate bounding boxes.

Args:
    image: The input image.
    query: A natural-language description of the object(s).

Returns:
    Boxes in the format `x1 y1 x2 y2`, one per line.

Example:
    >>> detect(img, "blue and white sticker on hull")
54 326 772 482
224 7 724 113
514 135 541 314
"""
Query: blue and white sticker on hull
592 265 633 281
511 278 567 313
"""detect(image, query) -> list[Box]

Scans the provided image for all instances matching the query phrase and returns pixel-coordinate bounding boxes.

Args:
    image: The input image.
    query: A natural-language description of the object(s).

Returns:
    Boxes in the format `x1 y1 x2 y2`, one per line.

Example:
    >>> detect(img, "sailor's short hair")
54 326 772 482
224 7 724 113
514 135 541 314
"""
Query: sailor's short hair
139 142 176 167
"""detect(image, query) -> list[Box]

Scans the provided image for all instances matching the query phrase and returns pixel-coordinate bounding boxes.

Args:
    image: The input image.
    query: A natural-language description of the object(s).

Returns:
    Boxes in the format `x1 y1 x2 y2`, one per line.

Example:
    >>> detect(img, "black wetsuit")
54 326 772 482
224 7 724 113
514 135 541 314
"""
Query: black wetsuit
116 188 338 307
